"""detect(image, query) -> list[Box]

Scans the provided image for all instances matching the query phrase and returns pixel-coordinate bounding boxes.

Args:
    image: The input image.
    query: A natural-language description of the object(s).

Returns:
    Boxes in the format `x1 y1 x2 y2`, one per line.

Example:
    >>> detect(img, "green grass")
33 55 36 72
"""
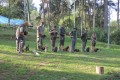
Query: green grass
0 28 120 80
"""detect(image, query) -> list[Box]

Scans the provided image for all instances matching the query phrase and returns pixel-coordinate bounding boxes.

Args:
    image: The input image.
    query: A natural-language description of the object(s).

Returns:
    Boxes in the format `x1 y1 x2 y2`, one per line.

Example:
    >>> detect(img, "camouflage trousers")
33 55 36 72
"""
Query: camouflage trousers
16 36 25 52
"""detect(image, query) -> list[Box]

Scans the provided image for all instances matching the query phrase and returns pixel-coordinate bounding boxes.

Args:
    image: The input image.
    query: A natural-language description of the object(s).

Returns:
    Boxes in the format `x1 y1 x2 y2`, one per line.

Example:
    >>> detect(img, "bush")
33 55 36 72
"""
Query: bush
88 28 108 43
99 71 120 80
110 29 120 45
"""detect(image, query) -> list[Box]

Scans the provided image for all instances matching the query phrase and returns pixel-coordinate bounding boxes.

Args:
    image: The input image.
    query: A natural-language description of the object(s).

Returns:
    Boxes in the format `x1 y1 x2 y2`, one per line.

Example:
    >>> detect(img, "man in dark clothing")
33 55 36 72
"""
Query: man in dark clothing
70 28 77 52
50 26 58 51
59 25 66 50
81 31 87 52
37 21 44 51
16 22 29 55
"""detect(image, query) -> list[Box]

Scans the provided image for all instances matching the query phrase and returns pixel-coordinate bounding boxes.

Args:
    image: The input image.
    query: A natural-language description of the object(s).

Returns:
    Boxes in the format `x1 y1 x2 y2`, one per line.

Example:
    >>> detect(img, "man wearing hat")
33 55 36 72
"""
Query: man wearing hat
16 21 29 55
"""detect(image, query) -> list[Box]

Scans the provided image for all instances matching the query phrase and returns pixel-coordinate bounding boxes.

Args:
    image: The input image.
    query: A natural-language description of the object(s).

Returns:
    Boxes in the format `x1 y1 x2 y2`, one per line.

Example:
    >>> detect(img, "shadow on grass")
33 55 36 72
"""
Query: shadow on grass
0 61 101 80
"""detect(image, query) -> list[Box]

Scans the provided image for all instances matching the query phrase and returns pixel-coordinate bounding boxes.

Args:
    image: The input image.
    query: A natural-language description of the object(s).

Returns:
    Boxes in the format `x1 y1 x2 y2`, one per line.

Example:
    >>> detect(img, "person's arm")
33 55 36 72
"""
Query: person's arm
20 27 24 35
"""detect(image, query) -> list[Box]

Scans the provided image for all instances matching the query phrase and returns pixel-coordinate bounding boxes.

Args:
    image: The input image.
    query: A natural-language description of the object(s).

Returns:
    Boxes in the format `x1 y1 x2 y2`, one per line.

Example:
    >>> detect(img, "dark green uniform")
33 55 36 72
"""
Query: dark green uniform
81 32 87 52
70 29 77 52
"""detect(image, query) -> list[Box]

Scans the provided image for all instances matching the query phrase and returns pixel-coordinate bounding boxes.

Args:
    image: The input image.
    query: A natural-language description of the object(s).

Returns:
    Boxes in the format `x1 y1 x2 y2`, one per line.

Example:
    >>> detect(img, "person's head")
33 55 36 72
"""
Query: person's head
24 21 29 27
40 21 44 27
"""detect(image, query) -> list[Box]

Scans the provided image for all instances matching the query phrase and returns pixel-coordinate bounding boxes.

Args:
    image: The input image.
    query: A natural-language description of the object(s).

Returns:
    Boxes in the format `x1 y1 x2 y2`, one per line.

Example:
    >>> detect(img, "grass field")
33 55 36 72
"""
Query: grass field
0 28 120 80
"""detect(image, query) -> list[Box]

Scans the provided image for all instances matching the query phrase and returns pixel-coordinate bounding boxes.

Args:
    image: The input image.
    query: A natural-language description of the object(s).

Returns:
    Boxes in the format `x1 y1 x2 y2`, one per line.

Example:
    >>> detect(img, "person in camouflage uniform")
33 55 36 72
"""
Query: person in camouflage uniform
16 22 29 55
91 32 97 51
37 21 44 50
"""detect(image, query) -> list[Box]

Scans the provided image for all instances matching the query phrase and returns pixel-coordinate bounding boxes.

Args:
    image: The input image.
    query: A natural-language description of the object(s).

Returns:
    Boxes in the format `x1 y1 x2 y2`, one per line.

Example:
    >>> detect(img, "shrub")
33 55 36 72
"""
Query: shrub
110 29 120 45
88 28 108 43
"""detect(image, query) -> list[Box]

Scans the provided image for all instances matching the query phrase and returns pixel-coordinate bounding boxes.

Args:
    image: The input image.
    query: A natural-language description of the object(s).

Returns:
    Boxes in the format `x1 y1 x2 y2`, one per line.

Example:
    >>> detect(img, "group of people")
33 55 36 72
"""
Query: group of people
16 21 97 55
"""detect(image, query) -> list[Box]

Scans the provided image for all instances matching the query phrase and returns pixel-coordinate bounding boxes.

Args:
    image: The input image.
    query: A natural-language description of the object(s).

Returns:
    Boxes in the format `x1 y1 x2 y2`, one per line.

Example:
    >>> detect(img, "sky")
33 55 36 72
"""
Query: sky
32 0 41 12
32 0 118 21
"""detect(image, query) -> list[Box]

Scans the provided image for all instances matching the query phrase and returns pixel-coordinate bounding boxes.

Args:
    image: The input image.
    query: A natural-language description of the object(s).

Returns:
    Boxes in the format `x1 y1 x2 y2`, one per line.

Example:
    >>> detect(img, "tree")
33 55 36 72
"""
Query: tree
117 0 119 29
104 0 108 29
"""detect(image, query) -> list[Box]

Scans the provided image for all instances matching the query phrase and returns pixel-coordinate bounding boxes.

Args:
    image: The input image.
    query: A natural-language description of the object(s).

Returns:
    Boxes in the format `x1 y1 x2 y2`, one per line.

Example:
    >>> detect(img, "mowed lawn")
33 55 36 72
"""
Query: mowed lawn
0 28 120 80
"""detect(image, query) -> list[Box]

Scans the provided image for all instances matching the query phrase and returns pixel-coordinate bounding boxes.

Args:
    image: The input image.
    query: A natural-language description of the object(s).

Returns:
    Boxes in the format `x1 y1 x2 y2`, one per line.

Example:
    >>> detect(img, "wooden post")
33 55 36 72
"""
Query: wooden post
96 66 104 74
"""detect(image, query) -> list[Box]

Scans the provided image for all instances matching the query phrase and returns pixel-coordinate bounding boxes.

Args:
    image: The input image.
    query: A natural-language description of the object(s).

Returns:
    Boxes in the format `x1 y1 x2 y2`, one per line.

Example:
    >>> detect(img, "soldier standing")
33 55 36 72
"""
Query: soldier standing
59 24 66 50
81 31 87 52
70 28 77 52
91 32 97 51
16 22 29 55
50 26 58 51
37 21 44 50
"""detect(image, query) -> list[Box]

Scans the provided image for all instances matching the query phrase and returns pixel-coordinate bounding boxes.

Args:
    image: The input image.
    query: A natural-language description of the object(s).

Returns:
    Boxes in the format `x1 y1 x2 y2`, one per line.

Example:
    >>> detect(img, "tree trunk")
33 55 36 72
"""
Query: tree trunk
81 0 84 35
27 0 30 22
8 0 10 26
74 0 76 28
93 0 96 31
42 0 45 22
47 0 50 31
84 0 86 29
69 8 70 28
104 0 108 29
117 0 119 29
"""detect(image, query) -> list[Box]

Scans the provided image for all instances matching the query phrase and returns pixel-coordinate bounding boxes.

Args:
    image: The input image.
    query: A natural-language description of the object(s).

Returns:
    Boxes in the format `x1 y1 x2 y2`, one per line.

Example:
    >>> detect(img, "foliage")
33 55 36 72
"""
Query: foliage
99 71 120 80
88 28 108 42
110 29 120 45
0 0 36 20
110 20 117 28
